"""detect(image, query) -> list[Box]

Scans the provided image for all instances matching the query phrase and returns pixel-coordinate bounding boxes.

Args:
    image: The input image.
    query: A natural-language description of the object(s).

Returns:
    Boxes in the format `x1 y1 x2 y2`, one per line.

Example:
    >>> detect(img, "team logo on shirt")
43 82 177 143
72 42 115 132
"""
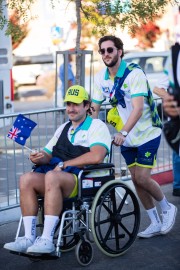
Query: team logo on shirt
102 87 110 93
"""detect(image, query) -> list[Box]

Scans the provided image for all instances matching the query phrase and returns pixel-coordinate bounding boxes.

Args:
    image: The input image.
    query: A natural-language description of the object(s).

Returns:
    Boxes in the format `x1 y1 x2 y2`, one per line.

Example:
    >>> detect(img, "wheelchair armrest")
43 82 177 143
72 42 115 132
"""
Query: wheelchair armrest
82 163 115 172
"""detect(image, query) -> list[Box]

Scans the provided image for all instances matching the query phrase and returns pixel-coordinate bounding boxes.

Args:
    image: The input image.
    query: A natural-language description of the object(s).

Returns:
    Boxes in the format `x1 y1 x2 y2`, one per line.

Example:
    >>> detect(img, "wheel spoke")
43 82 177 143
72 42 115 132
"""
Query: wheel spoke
91 181 140 257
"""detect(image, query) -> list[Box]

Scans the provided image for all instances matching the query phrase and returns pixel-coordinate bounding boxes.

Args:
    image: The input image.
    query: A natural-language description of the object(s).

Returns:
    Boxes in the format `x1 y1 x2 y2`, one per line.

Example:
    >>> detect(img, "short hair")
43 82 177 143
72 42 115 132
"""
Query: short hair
98 35 124 58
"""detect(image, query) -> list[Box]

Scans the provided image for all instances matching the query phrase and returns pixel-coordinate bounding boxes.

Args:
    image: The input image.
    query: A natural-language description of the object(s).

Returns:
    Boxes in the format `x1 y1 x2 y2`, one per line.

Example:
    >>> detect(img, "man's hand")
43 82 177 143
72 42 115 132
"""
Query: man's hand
113 133 126 146
90 102 101 119
163 94 180 117
29 151 45 163
54 166 62 172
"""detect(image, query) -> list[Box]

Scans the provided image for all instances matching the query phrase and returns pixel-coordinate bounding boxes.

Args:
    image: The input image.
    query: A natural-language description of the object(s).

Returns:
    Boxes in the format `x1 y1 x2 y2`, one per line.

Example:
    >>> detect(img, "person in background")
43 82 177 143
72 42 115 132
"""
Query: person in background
91 35 177 238
4 85 111 254
163 94 180 117
59 53 75 98
154 42 180 197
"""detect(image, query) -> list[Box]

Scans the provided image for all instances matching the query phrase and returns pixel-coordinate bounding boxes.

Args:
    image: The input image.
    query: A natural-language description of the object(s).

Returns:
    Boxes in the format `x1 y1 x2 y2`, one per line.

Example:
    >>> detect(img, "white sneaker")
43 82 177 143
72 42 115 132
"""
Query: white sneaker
161 203 177 234
137 223 162 238
27 237 55 254
4 237 33 253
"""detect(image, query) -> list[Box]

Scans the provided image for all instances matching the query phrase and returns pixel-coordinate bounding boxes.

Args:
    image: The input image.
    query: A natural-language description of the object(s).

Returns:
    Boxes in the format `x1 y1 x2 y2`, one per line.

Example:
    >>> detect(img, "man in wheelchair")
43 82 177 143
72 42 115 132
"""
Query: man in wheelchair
4 85 111 255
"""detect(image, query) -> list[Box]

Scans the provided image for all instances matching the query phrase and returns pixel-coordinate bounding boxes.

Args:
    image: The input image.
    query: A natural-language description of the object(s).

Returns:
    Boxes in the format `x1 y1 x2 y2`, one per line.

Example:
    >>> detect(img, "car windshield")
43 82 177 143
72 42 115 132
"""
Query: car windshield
124 56 167 74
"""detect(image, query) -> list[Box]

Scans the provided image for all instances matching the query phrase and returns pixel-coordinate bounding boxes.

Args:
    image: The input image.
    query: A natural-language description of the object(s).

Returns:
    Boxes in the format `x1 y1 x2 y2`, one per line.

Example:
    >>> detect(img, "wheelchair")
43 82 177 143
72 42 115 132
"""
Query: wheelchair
11 150 140 266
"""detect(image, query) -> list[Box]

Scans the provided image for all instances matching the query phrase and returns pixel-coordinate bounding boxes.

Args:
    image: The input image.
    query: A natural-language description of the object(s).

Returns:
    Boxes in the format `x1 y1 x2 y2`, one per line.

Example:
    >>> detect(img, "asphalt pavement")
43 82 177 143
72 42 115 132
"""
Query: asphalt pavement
0 183 179 270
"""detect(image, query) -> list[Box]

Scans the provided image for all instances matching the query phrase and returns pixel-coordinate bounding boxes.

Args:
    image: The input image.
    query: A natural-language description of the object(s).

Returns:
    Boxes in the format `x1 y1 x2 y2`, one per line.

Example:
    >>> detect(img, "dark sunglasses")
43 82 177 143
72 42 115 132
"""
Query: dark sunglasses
98 47 116 55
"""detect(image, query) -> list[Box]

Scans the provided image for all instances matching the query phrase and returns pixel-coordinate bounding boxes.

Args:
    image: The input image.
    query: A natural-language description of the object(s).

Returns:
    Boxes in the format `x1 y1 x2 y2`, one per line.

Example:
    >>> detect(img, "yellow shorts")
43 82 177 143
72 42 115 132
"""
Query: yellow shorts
69 174 78 198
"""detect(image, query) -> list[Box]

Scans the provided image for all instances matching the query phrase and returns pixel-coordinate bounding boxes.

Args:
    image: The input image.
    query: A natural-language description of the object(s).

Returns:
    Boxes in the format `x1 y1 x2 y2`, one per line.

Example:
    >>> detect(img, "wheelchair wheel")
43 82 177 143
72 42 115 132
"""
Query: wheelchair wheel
75 240 93 266
91 180 140 257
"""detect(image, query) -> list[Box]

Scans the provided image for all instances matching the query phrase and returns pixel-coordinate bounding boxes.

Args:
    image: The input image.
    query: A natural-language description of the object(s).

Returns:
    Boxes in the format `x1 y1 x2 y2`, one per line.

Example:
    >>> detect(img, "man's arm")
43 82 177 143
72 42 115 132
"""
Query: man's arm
63 145 107 169
114 96 144 146
90 102 101 119
163 94 180 117
153 87 169 99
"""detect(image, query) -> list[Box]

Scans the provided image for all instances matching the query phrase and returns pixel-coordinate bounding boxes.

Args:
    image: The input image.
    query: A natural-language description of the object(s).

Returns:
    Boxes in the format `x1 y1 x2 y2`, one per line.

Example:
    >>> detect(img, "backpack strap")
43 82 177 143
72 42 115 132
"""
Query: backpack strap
109 63 138 108
110 62 162 129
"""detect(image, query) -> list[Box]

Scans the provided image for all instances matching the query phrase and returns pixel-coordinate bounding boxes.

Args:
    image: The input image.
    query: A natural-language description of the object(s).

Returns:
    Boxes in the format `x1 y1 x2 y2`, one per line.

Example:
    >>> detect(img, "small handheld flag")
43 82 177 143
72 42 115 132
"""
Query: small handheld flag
7 114 37 147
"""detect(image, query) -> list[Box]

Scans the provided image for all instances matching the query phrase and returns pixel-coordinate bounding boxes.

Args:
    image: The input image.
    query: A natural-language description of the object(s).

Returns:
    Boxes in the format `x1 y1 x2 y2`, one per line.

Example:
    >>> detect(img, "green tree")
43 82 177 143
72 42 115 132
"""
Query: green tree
9 8 29 50
0 0 178 83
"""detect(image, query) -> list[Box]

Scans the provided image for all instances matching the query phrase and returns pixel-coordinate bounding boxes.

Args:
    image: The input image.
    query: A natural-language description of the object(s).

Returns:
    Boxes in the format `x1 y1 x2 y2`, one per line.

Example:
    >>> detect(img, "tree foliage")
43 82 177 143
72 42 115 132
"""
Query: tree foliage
0 0 35 48
0 0 178 83
80 0 176 36
9 8 30 49
130 20 162 49
0 0 178 43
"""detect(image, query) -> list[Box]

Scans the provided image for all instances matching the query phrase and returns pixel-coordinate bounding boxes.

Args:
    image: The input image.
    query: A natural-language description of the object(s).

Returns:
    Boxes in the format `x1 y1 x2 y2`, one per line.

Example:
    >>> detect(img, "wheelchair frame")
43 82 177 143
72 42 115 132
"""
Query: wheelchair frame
12 161 140 266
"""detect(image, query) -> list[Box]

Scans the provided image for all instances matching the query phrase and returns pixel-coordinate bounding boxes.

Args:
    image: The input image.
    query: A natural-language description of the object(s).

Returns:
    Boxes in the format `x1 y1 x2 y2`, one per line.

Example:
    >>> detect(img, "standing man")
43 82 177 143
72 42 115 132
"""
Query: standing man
4 85 111 254
154 42 180 197
91 35 177 238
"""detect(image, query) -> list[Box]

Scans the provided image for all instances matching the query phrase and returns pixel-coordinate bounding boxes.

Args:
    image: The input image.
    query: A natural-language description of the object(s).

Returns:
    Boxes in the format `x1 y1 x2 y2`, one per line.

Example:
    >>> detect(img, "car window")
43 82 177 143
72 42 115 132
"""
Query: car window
144 57 167 73
124 55 168 74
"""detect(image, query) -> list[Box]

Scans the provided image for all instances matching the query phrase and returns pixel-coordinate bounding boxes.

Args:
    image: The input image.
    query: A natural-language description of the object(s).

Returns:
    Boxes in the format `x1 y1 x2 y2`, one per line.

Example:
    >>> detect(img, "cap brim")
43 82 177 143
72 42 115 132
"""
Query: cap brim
63 97 83 104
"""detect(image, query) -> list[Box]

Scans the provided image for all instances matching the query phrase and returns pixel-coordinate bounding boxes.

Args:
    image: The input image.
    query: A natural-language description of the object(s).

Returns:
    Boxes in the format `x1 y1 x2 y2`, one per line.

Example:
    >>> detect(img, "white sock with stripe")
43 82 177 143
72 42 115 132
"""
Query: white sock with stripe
147 207 161 225
41 215 59 242
23 216 37 242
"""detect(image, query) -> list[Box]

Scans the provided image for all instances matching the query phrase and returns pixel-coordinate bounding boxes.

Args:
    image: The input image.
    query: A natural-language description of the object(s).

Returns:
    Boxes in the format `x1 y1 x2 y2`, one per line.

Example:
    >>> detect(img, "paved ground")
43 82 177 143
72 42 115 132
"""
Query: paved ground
0 183 179 270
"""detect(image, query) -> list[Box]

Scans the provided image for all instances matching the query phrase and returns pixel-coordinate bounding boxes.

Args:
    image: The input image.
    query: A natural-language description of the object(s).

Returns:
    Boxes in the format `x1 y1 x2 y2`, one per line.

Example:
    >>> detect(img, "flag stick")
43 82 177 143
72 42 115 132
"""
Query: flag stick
23 145 33 152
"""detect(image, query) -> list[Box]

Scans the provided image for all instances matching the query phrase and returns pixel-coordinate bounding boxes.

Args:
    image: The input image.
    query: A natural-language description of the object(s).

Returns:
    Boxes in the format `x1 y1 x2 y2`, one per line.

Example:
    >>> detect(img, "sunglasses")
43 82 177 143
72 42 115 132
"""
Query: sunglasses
98 47 116 55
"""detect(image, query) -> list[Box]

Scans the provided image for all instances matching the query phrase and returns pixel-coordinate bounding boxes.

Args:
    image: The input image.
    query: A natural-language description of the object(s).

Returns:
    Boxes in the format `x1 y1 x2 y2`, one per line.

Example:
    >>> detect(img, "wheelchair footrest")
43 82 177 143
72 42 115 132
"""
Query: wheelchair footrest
10 250 60 260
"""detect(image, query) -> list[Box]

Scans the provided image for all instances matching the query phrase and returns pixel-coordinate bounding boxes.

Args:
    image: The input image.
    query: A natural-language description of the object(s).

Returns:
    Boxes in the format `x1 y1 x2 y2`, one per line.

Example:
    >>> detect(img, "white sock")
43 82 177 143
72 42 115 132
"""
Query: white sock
23 216 37 242
147 207 161 225
41 215 59 242
158 196 171 212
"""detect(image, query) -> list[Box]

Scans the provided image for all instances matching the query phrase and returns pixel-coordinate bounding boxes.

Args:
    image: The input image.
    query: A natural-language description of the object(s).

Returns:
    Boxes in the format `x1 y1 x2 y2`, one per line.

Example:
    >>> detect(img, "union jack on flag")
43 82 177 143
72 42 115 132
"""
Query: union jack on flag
7 114 37 146
8 126 21 140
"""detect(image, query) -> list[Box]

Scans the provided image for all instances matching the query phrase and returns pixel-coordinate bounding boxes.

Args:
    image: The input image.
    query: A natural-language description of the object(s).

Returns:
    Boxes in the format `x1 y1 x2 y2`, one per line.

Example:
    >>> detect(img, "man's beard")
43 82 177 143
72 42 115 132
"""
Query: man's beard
103 53 119 67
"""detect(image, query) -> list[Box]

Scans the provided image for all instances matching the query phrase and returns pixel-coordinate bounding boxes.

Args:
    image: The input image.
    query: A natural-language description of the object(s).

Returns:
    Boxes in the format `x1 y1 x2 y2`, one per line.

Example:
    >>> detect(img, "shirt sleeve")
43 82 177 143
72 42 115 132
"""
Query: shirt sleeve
128 69 149 98
88 119 111 153
155 73 169 89
92 71 106 104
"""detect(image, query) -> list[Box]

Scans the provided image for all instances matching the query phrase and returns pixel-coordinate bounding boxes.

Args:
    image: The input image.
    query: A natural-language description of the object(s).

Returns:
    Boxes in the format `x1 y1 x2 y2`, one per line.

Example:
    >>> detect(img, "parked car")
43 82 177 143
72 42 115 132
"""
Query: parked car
123 51 169 120
123 51 169 96
12 54 55 88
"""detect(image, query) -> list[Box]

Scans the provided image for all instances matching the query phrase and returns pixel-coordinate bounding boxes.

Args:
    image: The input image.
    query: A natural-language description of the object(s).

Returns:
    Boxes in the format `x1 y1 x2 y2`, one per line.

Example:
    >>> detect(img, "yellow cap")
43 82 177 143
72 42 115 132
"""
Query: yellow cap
64 85 89 104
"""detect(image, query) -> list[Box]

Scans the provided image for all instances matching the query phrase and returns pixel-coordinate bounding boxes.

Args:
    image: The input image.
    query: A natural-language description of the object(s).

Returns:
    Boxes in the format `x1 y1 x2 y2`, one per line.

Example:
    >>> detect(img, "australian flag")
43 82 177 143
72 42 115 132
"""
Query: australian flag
7 114 37 146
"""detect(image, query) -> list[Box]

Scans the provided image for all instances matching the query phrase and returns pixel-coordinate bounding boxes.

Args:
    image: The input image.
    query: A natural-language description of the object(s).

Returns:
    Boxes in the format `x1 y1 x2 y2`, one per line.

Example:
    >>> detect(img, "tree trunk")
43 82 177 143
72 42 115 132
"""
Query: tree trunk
75 0 81 85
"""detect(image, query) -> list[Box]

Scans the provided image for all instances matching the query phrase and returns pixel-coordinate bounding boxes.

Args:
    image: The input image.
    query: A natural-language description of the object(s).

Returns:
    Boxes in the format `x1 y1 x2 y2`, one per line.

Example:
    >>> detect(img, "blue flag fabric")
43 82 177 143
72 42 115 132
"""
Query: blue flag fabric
7 114 37 146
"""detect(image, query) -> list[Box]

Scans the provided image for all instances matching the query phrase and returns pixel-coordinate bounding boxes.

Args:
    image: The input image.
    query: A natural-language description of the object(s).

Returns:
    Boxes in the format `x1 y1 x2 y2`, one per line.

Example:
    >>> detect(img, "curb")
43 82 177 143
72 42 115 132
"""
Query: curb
0 207 21 226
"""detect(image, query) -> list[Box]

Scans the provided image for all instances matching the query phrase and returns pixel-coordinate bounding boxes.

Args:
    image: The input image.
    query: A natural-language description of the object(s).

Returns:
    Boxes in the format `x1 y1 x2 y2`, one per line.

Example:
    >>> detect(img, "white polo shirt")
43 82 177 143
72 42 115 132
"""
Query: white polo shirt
92 60 161 147
44 115 111 162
